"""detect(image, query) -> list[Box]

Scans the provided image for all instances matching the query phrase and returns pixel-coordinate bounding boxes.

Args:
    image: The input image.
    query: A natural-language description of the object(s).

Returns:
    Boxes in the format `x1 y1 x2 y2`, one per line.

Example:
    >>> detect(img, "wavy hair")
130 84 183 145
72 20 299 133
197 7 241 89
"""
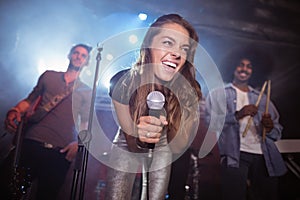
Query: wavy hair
122 14 202 142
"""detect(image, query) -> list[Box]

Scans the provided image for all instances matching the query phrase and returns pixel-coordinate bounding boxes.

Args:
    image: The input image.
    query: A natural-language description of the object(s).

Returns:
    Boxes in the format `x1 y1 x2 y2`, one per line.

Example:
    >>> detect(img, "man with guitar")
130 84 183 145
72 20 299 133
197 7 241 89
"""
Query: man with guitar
1 43 92 200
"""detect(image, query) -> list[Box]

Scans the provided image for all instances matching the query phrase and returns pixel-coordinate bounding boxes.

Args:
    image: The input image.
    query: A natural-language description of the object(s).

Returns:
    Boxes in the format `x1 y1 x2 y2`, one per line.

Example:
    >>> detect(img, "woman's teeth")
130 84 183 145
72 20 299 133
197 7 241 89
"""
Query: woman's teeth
162 61 177 69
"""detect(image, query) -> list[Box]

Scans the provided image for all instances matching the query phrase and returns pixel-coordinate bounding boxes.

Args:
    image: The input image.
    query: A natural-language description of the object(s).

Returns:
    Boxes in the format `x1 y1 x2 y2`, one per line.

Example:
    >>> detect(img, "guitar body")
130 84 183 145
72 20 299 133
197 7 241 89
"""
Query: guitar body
11 114 33 199
9 166 32 200
0 115 32 200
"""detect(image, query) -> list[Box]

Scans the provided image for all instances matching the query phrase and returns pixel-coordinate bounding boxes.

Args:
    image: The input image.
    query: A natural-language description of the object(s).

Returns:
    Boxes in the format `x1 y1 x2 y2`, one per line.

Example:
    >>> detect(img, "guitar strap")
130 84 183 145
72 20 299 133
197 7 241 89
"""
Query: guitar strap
28 84 75 123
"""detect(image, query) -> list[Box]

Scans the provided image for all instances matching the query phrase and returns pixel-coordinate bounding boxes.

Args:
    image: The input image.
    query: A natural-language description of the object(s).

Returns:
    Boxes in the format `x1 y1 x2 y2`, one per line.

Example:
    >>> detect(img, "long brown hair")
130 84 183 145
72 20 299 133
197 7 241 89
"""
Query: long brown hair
122 14 202 140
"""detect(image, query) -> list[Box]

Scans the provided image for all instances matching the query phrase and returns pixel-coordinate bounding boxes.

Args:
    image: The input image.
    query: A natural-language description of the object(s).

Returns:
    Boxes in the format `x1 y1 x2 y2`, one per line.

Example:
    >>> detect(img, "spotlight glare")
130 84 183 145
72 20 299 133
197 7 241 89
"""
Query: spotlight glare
129 34 138 44
106 54 114 61
138 13 147 21
85 69 92 76
104 81 110 89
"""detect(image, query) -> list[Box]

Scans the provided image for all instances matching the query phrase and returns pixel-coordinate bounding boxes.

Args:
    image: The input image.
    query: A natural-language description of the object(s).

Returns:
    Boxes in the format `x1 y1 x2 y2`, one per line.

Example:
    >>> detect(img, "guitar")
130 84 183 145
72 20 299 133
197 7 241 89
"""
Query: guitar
8 114 32 200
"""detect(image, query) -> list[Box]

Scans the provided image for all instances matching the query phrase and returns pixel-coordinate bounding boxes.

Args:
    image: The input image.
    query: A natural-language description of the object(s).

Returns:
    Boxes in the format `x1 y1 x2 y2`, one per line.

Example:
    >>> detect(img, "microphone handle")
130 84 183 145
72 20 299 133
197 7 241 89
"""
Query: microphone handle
146 109 162 149
149 109 161 118
146 143 155 149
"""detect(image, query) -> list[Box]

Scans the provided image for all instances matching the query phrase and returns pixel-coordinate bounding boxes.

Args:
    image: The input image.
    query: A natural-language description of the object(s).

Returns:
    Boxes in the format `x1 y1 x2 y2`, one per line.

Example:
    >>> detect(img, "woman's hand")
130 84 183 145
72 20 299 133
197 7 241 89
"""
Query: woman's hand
137 115 168 144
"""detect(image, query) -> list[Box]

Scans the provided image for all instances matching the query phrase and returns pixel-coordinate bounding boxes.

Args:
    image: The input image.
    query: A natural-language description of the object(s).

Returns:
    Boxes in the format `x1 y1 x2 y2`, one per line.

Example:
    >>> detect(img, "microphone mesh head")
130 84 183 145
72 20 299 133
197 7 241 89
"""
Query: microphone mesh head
147 91 165 110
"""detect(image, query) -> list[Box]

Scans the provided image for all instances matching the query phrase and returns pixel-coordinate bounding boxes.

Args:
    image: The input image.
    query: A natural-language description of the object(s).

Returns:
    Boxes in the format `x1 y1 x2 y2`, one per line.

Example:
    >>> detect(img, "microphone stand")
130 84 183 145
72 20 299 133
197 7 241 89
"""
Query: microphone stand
144 149 154 200
70 44 103 200
142 91 165 200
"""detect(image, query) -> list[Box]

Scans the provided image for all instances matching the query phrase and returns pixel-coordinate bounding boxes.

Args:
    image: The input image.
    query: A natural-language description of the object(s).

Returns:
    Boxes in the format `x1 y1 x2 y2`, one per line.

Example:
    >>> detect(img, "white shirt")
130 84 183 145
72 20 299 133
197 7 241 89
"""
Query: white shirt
233 85 262 154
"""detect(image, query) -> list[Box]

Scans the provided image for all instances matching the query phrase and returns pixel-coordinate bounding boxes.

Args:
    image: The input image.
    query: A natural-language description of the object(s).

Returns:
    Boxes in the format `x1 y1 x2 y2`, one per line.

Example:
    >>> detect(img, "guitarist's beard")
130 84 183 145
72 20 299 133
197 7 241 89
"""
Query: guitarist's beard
68 64 81 72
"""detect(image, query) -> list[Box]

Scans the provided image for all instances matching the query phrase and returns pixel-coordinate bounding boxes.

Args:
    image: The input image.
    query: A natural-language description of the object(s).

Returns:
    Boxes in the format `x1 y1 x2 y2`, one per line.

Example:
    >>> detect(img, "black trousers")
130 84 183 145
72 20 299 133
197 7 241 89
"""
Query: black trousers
221 151 279 200
221 152 278 200
0 139 71 200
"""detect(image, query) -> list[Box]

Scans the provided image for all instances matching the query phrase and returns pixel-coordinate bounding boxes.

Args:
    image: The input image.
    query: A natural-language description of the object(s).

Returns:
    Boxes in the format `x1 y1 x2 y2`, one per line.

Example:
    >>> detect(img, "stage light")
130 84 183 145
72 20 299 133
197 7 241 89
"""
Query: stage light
106 53 114 61
129 34 138 44
138 13 147 21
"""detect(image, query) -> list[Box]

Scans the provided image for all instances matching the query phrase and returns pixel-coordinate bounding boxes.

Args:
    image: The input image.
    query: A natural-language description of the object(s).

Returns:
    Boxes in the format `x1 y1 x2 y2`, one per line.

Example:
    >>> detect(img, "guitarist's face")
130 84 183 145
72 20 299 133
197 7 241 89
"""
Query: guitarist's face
68 46 90 71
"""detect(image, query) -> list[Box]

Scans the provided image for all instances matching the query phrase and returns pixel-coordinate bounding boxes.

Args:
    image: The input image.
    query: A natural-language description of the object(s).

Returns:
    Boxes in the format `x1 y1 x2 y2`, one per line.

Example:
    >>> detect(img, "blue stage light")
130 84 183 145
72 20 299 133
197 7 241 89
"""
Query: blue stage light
138 13 147 21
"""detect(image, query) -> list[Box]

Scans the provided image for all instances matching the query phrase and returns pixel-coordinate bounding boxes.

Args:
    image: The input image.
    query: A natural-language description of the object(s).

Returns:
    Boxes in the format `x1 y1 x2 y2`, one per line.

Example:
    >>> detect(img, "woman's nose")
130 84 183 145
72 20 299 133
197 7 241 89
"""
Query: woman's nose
170 48 181 58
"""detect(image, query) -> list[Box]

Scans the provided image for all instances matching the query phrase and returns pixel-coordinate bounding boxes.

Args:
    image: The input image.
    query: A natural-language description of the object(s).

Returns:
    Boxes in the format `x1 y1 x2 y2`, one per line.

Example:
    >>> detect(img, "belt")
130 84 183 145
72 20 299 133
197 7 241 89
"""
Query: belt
24 139 62 151
43 142 56 149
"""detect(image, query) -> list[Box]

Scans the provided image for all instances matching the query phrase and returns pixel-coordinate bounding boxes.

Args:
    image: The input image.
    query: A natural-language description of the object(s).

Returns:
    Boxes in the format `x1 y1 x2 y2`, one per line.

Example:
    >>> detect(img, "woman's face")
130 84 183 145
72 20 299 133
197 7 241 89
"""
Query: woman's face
150 23 190 82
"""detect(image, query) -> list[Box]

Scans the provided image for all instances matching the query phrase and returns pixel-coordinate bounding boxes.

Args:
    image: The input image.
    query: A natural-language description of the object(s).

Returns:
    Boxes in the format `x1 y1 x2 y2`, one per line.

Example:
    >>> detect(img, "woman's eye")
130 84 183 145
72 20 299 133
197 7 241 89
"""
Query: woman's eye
162 40 173 47
181 47 189 53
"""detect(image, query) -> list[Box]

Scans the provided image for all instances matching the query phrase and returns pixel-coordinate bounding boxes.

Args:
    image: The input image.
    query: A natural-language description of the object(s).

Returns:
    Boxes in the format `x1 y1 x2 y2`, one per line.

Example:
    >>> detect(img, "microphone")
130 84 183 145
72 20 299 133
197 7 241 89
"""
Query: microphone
143 91 165 197
146 91 165 150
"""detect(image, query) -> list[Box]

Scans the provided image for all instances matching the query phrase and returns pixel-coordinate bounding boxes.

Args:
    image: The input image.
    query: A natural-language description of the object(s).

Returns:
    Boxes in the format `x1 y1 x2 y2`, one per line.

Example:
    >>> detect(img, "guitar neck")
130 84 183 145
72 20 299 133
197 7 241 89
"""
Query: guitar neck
13 113 27 167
